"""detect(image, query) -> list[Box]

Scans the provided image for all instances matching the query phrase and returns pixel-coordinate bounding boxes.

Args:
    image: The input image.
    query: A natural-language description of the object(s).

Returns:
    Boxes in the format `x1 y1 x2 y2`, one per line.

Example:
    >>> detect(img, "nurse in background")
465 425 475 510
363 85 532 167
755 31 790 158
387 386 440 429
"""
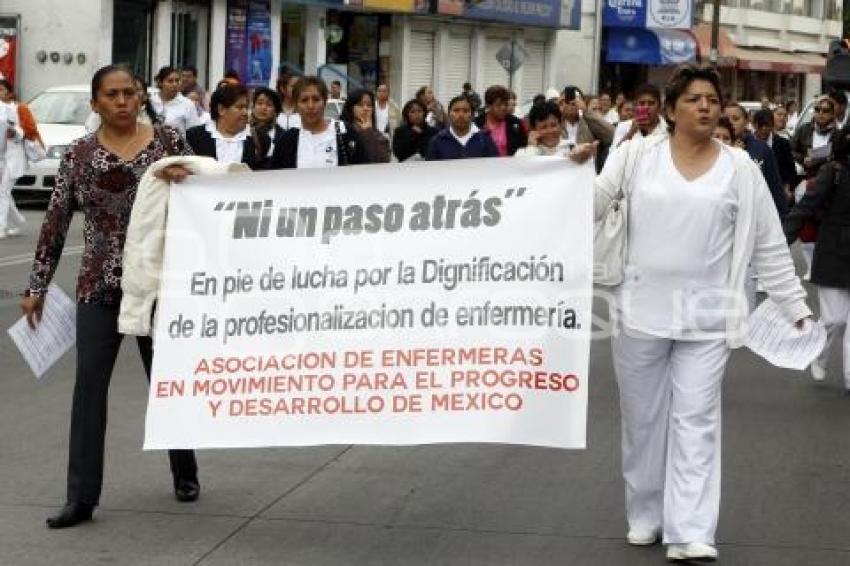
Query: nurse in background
150 66 202 135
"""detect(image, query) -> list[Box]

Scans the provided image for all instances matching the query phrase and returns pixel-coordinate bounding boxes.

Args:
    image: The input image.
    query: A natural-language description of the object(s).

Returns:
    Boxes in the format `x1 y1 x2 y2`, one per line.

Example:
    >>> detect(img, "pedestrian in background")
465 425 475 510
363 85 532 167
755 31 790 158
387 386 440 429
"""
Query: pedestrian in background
180 66 207 111
462 82 482 114
785 125 850 388
392 99 437 162
618 99 635 123
600 91 620 124
21 65 200 529
375 84 401 139
0 79 40 238
186 84 257 167
712 115 736 146
612 84 667 148
275 73 301 130
791 95 838 279
514 101 571 157
416 85 446 129
560 85 613 172
593 64 810 562
151 66 202 135
426 95 498 160
249 87 289 170
276 76 368 169
725 102 788 216
341 89 391 163
474 85 527 157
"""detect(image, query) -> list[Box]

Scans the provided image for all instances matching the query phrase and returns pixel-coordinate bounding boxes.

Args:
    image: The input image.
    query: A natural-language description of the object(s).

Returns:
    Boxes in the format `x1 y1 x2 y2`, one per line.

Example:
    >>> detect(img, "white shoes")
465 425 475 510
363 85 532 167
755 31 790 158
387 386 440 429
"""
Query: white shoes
626 527 659 546
666 542 718 562
811 360 827 382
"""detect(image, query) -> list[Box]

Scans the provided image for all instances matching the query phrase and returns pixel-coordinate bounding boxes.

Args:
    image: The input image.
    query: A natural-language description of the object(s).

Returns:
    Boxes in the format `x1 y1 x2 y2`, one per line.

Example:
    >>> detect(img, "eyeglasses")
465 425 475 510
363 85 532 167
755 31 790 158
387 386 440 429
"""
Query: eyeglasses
815 107 835 114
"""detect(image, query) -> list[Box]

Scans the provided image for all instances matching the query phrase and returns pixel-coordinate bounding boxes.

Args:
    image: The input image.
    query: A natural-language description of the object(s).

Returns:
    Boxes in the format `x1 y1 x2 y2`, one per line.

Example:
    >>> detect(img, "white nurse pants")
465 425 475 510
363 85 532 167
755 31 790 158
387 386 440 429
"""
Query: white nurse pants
816 287 850 390
613 330 729 544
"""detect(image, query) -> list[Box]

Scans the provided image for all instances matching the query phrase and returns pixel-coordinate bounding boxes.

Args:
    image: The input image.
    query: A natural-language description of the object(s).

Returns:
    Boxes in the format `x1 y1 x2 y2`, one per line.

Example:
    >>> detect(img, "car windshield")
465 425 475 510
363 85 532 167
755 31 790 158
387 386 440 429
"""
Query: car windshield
28 91 91 125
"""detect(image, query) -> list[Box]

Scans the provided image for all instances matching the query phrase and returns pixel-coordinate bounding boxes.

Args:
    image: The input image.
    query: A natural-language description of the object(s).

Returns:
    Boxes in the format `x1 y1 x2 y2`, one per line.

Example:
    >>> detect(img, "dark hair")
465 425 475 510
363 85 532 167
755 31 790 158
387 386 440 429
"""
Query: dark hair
293 76 328 101
528 101 562 128
463 82 472 91
155 65 179 85
715 116 736 142
828 89 848 107
341 89 376 128
91 64 134 99
0 79 13 94
415 86 430 102
224 69 241 81
562 85 583 103
331 80 341 87
634 82 663 103
401 99 426 126
134 74 160 125
484 85 510 107
752 108 774 129
253 87 282 115
663 64 723 133
447 95 472 112
210 84 249 121
181 66 198 76
784 99 797 111
724 102 748 120
532 93 546 107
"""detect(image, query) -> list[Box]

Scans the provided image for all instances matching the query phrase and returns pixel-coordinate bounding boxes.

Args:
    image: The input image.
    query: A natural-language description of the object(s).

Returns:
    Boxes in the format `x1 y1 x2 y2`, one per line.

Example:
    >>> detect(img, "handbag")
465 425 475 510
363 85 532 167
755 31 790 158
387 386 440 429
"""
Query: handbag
23 138 46 163
593 139 639 286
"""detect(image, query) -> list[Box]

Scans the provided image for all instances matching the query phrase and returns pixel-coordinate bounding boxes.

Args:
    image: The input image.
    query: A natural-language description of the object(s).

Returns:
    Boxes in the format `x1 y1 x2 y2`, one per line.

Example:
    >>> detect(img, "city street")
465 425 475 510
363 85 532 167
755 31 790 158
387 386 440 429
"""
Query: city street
0 208 848 566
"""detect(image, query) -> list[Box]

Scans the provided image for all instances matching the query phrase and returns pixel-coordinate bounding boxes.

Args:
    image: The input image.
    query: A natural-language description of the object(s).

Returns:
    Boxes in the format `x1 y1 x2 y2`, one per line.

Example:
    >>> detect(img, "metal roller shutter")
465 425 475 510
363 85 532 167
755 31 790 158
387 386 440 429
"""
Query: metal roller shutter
408 31 435 100
521 40 546 103
483 36 510 90
445 32 472 99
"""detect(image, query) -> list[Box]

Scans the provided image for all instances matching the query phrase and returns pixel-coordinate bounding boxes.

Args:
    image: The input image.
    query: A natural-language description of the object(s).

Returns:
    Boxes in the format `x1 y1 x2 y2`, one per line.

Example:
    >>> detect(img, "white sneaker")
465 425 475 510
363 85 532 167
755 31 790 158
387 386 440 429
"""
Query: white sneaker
811 360 827 382
666 542 718 562
627 527 659 546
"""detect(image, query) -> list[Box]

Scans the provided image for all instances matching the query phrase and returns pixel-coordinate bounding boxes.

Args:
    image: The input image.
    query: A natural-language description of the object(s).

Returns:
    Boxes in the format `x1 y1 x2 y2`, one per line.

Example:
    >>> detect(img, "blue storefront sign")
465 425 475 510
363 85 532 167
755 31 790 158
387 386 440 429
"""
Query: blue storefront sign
225 0 274 87
603 0 691 29
441 0 563 28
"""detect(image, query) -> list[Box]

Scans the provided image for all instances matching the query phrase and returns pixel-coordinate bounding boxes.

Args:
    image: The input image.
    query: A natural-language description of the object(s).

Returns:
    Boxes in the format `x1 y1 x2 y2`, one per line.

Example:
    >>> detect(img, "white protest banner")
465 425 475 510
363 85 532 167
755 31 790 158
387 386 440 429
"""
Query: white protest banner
145 157 594 450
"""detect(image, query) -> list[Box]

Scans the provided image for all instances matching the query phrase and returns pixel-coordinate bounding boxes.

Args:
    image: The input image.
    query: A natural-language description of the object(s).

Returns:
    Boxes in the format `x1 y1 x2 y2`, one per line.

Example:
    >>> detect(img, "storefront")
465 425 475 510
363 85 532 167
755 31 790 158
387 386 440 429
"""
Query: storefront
599 0 696 96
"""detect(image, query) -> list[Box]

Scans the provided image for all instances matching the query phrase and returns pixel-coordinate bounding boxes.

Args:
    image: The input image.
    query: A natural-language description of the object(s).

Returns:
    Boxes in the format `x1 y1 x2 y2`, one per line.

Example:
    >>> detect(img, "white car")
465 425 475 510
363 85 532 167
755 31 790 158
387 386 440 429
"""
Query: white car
13 85 89 195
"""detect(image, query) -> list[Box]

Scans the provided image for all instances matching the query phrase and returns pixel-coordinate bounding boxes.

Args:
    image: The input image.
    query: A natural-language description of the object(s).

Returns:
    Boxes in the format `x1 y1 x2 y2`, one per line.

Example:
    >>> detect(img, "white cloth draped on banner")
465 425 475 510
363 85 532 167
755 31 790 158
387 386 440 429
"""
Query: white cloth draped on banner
141 157 595 450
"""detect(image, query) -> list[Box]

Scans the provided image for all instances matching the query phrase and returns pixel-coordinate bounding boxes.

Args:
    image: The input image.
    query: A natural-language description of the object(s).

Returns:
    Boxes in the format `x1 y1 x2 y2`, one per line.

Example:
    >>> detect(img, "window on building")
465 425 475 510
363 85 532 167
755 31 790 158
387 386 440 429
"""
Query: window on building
112 0 154 79
824 0 841 19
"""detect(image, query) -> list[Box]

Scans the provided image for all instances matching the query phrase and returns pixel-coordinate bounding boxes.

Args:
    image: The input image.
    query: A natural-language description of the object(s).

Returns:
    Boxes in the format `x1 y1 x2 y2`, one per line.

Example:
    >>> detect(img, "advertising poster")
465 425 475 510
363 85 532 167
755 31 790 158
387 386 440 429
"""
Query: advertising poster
225 0 272 87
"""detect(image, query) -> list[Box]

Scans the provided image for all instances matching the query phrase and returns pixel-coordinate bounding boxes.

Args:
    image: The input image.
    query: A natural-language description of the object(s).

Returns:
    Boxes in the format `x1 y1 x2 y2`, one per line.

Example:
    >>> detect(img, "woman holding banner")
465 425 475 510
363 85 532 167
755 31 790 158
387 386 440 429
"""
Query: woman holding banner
274 76 368 169
20 65 200 529
592 65 810 562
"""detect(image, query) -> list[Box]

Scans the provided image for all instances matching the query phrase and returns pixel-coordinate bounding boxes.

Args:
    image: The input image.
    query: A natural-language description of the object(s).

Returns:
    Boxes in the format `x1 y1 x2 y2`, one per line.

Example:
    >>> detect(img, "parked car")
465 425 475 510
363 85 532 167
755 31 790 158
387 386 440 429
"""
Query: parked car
13 85 89 197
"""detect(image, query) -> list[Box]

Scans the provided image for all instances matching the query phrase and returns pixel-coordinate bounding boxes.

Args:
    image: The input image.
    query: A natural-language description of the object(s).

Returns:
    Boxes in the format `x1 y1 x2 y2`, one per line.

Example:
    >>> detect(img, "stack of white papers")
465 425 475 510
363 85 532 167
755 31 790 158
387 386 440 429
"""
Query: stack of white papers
7 285 76 379
746 299 826 371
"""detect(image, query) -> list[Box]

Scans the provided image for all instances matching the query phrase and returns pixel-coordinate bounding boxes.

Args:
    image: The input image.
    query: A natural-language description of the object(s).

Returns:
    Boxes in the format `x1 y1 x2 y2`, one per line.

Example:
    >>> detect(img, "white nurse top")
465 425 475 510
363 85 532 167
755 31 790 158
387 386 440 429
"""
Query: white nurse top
617 139 737 340
150 92 202 135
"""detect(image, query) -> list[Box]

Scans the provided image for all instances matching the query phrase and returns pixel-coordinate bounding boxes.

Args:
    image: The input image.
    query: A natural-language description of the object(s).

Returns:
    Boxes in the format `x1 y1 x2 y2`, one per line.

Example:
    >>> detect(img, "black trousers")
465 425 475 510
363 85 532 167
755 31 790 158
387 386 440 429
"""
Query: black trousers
67 303 197 505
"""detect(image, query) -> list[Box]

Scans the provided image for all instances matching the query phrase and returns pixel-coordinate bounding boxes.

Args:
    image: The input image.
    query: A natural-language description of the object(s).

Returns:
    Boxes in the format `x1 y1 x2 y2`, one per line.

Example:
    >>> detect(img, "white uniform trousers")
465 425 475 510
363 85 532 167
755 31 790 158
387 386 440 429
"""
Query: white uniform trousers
0 167 25 233
613 330 729 544
816 286 850 389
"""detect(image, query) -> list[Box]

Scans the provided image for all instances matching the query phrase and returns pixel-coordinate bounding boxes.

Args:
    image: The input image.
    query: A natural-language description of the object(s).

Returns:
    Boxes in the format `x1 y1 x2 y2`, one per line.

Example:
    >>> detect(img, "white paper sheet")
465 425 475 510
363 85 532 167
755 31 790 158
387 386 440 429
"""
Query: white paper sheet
7 285 76 379
746 299 826 370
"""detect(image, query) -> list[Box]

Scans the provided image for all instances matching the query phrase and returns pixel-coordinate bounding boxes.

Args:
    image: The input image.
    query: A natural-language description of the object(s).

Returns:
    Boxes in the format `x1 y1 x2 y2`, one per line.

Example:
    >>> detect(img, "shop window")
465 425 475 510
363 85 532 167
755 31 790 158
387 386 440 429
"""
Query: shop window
113 0 154 79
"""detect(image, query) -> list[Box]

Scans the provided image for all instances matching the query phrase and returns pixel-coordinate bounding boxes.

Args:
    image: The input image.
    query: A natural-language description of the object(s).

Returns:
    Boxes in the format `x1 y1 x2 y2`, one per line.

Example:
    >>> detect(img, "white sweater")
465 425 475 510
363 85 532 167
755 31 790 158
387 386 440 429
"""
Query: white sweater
118 156 250 336
595 134 811 348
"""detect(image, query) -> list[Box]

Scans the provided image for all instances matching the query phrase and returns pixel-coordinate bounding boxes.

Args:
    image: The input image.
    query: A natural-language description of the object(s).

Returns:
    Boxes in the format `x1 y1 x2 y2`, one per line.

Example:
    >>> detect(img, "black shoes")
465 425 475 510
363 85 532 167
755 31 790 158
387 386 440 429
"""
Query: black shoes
174 478 200 502
46 502 94 529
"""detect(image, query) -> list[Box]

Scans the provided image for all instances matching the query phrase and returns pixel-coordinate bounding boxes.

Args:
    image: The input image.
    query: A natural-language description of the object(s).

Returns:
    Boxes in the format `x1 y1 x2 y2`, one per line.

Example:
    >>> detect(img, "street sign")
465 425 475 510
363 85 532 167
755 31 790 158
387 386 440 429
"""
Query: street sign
496 40 529 74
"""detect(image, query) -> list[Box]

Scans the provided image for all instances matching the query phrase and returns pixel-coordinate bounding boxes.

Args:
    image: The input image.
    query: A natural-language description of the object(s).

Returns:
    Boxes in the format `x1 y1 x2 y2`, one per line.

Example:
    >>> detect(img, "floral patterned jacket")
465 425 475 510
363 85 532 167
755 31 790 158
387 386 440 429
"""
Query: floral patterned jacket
27 125 192 305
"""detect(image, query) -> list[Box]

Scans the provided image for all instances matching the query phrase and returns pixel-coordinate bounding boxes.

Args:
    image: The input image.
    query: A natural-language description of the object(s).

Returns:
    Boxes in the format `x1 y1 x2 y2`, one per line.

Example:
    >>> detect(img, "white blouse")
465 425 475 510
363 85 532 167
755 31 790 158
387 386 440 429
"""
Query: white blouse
151 92 202 134
207 122 249 164
297 121 339 169
618 139 737 340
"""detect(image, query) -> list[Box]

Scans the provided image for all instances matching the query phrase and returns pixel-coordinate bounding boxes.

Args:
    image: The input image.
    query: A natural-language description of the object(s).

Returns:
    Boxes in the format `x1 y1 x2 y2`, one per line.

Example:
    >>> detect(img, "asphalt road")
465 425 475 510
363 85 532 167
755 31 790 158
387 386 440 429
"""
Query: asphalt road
0 209 848 566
